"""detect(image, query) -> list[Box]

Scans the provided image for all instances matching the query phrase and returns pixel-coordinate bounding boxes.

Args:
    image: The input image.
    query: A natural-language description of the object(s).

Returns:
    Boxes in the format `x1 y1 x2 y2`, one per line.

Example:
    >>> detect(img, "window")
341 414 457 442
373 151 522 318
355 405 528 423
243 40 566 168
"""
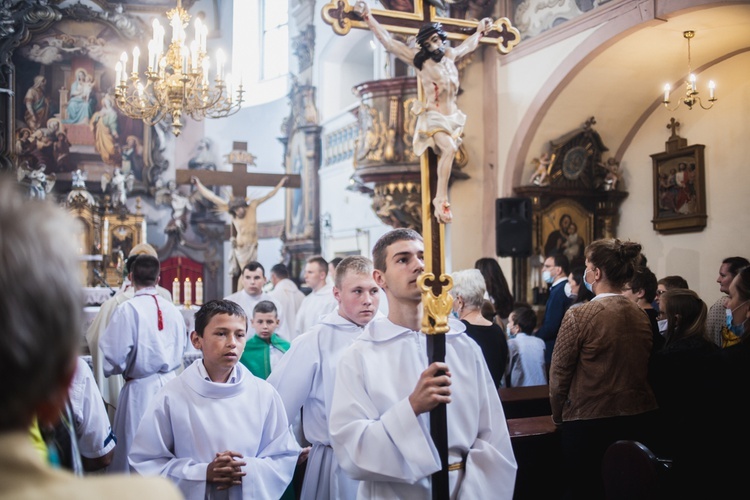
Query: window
232 0 288 105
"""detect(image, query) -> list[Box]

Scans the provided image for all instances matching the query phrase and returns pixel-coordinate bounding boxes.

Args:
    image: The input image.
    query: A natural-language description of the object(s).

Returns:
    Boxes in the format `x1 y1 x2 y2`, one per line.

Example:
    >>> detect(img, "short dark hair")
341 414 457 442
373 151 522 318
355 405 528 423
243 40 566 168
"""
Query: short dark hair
270 263 289 279
658 275 689 290
723 257 750 277
629 266 658 303
330 257 343 269
372 228 422 272
253 300 278 317
512 306 537 333
125 254 138 274
242 261 265 277
131 254 160 287
547 253 570 276
194 299 247 337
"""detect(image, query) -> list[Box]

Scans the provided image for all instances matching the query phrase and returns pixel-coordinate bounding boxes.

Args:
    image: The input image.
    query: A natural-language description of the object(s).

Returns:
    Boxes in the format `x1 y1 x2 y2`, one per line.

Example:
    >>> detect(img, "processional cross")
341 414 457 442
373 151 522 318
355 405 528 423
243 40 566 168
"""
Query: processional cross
321 2 519 497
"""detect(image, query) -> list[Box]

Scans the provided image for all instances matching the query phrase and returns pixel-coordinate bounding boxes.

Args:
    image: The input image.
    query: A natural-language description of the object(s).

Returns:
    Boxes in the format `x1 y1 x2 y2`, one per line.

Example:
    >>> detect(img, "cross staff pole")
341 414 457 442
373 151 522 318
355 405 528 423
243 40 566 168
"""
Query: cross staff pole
322 3 519 498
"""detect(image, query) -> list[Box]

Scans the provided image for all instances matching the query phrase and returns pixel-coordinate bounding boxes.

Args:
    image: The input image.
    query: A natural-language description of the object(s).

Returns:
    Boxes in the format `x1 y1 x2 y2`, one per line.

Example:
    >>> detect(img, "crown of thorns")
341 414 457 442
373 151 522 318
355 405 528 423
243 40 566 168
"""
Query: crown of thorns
416 23 447 47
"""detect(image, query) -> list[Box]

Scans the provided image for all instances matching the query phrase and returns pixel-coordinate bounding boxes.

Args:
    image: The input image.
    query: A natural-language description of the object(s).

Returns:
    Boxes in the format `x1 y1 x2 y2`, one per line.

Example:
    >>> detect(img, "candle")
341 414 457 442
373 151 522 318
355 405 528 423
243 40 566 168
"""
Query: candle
216 49 225 81
190 40 199 72
120 52 128 82
183 277 192 307
182 46 190 73
689 73 696 92
226 73 232 103
708 80 715 100
194 18 202 47
201 25 208 52
132 46 140 74
172 278 180 305
195 278 203 306
663 84 670 103
115 62 122 87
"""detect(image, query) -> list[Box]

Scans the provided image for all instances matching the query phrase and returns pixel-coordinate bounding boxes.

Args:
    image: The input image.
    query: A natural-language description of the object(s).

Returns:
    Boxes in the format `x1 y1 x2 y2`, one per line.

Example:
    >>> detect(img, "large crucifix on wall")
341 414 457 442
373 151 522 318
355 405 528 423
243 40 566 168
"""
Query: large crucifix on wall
322 1 519 497
176 141 301 290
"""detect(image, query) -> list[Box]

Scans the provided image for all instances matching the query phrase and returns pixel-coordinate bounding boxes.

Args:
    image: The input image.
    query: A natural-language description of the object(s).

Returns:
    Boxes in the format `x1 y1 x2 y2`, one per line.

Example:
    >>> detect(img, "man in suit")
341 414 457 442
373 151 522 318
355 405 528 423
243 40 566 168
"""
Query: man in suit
535 253 570 372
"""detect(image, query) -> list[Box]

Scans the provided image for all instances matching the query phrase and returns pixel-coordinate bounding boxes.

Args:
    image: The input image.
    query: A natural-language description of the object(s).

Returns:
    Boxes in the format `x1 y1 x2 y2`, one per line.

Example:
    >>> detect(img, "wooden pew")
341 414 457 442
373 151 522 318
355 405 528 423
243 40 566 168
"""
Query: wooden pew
507 415 562 499
498 384 551 419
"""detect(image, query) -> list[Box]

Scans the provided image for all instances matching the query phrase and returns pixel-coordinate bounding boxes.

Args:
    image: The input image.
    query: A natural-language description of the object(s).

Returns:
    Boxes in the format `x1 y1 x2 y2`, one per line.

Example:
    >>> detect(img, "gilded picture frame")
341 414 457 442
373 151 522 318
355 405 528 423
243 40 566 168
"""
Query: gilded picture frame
650 144 707 234
540 198 594 269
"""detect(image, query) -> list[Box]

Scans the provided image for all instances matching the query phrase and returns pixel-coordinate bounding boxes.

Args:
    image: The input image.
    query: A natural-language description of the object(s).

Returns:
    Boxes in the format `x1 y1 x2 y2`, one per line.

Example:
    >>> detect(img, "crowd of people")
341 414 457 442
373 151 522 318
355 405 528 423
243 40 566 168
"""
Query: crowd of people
3 172 748 499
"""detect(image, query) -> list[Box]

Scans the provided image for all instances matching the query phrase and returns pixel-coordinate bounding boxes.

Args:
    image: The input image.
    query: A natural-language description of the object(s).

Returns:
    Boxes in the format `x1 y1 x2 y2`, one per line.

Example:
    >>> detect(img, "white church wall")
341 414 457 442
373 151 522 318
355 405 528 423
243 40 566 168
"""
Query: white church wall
619 50 750 305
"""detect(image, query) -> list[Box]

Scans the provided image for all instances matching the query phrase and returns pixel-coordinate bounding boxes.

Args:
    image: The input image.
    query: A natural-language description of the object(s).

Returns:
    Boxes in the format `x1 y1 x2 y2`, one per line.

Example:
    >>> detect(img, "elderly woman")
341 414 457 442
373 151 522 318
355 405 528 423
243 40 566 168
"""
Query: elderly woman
549 238 658 500
450 269 508 388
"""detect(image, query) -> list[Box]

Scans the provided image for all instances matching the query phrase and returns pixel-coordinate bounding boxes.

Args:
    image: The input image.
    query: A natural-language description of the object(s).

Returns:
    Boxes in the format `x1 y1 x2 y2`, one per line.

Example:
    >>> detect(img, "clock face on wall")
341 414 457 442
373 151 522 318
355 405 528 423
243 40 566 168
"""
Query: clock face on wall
562 146 589 180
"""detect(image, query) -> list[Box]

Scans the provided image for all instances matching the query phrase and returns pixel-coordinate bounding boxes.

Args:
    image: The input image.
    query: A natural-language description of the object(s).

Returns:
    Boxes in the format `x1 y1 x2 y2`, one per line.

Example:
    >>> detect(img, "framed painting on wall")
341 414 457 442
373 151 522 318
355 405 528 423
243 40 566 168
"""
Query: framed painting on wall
650 144 707 234
540 198 594 269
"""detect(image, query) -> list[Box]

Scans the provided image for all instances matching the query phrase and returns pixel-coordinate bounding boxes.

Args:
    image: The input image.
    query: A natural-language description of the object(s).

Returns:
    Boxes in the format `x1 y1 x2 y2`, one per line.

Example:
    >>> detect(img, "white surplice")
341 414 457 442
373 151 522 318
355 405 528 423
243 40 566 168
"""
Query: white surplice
85 283 172 425
270 278 305 342
224 289 288 339
69 357 116 460
293 283 338 340
129 360 300 500
329 317 518 499
99 287 187 473
267 310 383 500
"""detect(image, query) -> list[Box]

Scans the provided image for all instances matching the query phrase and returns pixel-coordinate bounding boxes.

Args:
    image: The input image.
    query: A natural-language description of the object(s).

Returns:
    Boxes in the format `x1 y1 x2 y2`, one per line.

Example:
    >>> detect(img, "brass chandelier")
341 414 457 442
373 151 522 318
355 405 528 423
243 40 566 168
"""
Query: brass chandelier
662 30 717 111
114 0 244 136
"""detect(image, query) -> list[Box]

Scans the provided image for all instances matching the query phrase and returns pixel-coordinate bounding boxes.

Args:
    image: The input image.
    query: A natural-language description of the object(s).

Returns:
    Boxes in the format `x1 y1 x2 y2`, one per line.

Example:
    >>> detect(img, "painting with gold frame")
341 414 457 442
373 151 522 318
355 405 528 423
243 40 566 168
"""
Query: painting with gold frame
540 199 593 269
650 144 707 234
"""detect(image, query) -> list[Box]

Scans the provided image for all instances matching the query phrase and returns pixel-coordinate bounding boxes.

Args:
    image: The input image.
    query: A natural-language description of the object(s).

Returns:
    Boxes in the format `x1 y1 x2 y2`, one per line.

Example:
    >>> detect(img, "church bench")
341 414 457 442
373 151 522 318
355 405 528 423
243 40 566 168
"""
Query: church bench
498 384 552 419
507 415 562 499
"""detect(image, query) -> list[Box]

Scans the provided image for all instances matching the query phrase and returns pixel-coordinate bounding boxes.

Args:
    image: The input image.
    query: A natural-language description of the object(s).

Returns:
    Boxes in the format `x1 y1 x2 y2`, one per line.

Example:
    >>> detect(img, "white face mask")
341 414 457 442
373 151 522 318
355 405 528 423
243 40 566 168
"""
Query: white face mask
564 282 573 298
542 270 554 284
657 318 668 334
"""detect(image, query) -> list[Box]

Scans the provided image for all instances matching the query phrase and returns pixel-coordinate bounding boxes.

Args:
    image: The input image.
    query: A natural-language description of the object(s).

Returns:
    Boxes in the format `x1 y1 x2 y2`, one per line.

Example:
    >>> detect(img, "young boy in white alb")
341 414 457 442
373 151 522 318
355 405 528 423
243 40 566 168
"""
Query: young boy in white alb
129 299 300 499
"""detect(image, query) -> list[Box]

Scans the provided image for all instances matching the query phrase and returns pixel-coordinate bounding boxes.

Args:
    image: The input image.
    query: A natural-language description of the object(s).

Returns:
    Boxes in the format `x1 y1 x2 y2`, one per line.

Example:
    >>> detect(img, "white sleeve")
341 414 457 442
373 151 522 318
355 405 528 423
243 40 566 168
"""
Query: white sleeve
70 358 116 459
99 304 135 377
267 334 318 424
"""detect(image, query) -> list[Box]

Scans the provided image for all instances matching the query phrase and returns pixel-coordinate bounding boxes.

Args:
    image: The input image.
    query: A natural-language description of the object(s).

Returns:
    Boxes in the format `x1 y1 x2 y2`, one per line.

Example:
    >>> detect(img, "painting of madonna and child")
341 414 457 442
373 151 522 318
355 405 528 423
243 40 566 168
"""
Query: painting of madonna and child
13 23 147 186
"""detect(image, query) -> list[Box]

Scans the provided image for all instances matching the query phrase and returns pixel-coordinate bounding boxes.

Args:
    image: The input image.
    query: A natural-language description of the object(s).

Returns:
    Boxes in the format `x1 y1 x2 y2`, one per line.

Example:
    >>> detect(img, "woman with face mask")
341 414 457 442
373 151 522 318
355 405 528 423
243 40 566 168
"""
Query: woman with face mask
566 266 594 310
647 289 718 497
549 238 659 500
449 269 509 389
720 265 750 347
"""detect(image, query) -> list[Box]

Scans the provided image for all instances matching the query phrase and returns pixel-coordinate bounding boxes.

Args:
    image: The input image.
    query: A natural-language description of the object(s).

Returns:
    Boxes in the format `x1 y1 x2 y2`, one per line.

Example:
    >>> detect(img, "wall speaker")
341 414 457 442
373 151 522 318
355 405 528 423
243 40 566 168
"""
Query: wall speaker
495 197 532 257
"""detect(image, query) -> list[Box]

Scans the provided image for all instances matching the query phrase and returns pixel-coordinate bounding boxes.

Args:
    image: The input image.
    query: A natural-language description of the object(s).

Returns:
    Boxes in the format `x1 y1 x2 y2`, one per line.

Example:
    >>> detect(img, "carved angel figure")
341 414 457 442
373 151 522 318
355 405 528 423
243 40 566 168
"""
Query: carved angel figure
17 163 55 200
529 153 550 186
155 180 193 234
72 168 87 189
101 167 134 207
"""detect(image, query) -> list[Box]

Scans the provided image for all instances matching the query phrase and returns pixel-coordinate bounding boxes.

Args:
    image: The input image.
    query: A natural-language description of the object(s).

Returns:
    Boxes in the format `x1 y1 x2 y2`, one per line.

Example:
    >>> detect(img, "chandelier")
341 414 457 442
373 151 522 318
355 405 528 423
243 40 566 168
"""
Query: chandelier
114 0 243 136
662 30 717 111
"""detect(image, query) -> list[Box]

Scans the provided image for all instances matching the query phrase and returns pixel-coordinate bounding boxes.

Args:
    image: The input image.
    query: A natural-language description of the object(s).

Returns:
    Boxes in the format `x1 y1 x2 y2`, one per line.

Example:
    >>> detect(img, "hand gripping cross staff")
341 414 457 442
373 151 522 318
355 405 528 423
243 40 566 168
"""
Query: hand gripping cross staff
355 1 493 224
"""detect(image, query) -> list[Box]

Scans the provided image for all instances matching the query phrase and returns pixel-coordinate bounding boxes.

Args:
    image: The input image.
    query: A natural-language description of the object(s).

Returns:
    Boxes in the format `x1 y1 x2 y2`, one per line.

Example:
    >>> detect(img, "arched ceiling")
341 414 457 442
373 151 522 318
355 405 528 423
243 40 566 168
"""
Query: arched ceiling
507 1 750 187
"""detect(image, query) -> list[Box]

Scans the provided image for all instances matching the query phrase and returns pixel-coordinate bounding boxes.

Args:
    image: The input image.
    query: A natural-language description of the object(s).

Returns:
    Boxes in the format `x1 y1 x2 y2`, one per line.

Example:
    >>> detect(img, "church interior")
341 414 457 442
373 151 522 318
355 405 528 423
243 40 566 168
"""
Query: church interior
1 0 747 326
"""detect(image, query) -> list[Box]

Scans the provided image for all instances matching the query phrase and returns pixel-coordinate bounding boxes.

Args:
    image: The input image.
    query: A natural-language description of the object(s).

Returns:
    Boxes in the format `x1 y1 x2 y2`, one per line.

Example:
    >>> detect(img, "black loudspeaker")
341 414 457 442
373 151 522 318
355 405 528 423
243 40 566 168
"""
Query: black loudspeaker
496 197 532 257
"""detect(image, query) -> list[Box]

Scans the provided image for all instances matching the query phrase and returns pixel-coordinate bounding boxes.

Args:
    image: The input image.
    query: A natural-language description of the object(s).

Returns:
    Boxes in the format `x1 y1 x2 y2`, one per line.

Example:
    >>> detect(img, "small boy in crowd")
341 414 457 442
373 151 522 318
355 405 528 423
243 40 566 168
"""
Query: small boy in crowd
240 300 291 380
506 306 548 387
129 299 300 500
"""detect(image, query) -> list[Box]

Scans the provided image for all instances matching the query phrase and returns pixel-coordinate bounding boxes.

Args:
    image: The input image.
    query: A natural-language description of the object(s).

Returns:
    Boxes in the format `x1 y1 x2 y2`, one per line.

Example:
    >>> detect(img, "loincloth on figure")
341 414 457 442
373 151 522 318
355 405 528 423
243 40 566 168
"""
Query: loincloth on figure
229 241 258 276
411 105 466 157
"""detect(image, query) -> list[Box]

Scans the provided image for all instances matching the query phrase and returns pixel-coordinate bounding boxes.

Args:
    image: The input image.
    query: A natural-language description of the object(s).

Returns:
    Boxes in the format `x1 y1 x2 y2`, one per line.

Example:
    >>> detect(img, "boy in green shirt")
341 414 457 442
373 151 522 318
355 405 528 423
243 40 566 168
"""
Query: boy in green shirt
240 300 291 379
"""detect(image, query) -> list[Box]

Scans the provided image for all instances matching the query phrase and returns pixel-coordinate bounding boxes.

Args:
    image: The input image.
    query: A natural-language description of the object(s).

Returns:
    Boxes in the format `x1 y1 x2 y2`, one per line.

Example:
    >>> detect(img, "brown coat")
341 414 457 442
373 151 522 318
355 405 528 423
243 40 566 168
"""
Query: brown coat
549 294 658 423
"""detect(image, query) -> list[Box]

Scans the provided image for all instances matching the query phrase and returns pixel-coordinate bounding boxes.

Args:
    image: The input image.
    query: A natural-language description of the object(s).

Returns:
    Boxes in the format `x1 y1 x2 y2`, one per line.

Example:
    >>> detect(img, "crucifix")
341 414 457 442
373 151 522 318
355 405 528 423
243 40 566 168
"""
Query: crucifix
176 141 301 290
322 1 519 498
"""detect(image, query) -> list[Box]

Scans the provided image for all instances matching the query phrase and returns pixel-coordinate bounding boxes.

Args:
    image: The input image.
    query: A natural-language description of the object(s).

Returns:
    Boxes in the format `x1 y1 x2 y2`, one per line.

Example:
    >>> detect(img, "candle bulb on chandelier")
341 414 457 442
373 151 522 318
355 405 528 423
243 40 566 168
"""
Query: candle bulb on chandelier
181 46 190 74
115 62 122 87
226 74 233 103
689 73 696 92
132 46 140 75
663 84 670 103
216 49 225 81
708 80 715 100
190 40 199 72
201 25 208 53
194 17 202 49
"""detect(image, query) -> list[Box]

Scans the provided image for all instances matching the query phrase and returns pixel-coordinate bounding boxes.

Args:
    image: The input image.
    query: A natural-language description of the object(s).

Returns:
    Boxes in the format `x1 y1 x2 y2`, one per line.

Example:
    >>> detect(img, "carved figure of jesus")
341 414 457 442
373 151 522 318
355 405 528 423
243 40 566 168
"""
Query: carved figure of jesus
191 175 287 278
355 1 492 223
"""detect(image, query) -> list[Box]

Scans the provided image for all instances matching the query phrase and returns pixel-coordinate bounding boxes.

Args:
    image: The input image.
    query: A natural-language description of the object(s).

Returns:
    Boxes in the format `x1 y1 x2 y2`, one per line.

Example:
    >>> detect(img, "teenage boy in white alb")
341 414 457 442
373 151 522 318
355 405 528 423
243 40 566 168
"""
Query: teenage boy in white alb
225 261 288 339
293 256 338 340
329 228 517 498
268 256 382 499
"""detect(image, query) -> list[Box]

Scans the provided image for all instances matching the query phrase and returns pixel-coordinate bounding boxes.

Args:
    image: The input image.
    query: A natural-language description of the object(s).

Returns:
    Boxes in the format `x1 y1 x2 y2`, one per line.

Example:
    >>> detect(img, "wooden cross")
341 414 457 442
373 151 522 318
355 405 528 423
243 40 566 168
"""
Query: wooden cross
175 141 301 199
322 3 519 498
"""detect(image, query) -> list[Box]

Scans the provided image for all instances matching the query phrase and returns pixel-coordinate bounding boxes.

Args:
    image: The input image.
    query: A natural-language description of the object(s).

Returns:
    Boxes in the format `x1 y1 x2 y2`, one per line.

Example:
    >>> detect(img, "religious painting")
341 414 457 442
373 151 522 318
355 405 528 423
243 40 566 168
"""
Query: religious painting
651 144 707 234
511 0 615 40
12 17 153 190
285 131 316 241
102 211 145 285
540 199 593 269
